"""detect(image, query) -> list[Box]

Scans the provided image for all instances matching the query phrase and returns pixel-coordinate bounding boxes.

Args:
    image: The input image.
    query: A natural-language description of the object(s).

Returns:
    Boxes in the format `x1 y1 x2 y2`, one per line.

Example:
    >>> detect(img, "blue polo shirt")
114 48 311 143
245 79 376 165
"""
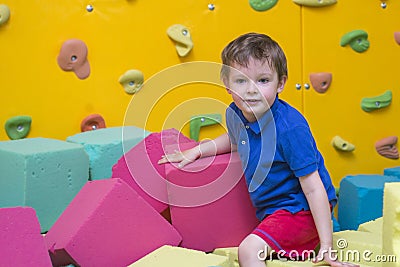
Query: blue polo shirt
226 98 337 221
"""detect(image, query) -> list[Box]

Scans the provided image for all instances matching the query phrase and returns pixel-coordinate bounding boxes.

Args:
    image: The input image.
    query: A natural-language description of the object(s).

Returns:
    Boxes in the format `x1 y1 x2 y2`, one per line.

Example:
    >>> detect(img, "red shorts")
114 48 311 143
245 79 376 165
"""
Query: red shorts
252 209 319 260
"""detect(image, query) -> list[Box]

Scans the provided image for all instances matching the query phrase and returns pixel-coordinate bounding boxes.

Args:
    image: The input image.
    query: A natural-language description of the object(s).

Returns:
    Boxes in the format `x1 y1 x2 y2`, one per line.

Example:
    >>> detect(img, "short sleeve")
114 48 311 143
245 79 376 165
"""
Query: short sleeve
225 104 239 145
280 126 318 177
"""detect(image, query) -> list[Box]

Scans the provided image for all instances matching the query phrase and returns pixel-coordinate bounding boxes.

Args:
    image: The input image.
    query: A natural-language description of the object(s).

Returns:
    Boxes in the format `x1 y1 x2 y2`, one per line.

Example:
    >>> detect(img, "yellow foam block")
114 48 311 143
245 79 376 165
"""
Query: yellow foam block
128 245 230 267
383 182 400 267
213 247 239 267
358 217 383 235
333 230 382 267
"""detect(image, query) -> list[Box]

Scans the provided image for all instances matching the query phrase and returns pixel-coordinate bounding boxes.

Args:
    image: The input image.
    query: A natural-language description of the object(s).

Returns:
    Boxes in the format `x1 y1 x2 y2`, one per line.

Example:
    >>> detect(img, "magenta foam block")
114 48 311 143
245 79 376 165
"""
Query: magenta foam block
112 128 194 213
0 207 52 266
165 143 259 252
44 178 182 267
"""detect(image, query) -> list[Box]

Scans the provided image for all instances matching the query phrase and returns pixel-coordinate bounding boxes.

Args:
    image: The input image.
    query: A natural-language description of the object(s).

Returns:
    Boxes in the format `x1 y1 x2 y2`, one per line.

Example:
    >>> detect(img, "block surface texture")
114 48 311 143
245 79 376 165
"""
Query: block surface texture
44 178 182 267
382 182 400 267
0 137 89 232
112 128 193 213
128 245 230 267
338 174 400 230
67 126 150 180
0 207 52 266
165 143 259 252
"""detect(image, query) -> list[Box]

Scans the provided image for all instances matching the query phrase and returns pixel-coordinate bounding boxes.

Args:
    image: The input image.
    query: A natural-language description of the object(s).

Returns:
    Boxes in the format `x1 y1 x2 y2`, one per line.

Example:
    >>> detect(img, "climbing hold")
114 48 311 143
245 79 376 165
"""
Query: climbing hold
309 72 332 93
249 0 278 11
361 90 392 112
394 32 400 45
118 69 144 94
292 0 336 7
340 30 370 53
57 39 90 79
375 136 399 160
80 114 106 132
86 4 94 12
167 24 193 57
0 4 10 26
332 136 355 152
190 114 222 141
4 115 32 140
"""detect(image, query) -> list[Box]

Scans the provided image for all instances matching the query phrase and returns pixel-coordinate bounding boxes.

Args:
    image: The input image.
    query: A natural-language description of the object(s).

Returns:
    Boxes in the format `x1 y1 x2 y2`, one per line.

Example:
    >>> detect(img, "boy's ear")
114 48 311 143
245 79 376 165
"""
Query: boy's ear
277 76 287 94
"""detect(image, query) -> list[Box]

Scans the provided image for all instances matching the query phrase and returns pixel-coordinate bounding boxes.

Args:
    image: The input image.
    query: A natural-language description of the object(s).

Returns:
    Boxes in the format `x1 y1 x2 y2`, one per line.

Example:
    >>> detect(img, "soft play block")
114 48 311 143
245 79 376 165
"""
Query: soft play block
338 174 400 230
112 128 193 213
333 230 382 267
382 182 400 267
165 143 259 252
45 178 182 267
383 166 400 179
0 137 89 232
357 217 383 235
67 126 150 180
0 207 52 266
128 245 230 267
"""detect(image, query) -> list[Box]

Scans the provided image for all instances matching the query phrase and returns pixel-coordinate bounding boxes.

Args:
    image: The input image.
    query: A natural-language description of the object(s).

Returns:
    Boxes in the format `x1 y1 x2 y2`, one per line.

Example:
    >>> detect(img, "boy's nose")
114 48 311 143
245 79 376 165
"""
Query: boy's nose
246 82 258 94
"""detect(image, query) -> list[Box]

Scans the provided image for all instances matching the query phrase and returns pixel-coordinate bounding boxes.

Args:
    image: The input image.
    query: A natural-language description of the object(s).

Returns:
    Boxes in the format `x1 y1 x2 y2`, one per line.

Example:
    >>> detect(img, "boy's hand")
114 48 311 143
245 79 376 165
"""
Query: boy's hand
313 245 360 267
157 148 199 168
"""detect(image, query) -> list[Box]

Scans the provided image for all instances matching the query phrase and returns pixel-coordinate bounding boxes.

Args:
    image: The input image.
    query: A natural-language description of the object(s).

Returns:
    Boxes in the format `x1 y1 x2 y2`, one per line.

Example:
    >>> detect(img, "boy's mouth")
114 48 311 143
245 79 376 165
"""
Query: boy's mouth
244 99 260 105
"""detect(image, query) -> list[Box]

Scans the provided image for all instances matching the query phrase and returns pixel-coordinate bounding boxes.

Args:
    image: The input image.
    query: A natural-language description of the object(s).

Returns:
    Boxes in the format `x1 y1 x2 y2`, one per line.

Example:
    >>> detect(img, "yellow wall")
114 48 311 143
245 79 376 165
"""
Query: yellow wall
0 0 399 185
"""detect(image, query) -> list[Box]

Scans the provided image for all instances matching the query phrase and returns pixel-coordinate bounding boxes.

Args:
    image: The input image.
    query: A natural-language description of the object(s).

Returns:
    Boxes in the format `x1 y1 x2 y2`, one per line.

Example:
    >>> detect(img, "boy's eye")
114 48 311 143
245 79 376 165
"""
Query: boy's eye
235 79 246 84
259 78 269 83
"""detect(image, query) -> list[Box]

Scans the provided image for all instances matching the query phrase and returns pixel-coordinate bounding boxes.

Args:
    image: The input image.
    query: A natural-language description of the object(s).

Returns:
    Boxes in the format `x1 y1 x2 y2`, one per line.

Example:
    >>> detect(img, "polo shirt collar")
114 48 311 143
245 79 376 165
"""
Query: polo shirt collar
238 96 280 135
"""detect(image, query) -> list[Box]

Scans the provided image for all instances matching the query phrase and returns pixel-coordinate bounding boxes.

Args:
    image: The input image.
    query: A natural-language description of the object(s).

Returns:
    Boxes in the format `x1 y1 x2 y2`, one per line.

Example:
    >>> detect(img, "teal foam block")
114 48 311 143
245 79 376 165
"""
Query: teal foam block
338 174 400 230
383 166 400 178
67 126 150 180
0 138 89 232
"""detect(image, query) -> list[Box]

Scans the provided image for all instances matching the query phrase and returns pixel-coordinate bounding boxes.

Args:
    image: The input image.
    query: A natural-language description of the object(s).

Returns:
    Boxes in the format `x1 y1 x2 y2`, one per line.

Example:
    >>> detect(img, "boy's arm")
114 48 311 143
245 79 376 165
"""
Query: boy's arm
299 171 359 267
158 133 235 168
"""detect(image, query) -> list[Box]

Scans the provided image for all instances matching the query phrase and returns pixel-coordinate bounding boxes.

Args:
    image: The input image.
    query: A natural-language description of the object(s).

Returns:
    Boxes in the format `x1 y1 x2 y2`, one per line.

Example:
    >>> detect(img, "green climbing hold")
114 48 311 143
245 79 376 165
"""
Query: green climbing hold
4 115 32 140
361 90 392 112
249 0 278 11
340 30 370 53
190 114 222 141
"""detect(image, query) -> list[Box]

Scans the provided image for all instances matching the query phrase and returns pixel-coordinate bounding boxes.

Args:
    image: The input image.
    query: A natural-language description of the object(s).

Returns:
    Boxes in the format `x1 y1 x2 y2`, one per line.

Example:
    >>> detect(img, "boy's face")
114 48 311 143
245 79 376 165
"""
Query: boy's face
225 58 287 122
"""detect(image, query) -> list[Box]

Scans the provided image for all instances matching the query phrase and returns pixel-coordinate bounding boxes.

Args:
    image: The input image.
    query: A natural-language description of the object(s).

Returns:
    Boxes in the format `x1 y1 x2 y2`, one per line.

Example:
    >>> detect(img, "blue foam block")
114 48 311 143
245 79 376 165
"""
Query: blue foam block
67 126 150 180
0 138 89 232
338 174 400 230
383 166 400 179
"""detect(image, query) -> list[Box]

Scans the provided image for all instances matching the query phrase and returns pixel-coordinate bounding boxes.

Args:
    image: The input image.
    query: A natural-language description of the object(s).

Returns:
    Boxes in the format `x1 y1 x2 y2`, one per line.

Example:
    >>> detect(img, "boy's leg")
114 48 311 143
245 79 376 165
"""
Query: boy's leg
238 233 269 267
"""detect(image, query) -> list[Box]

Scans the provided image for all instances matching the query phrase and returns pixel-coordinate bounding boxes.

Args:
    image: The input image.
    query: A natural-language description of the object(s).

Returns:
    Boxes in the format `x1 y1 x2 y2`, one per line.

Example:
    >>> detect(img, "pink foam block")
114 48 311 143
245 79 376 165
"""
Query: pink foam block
165 143 259 252
112 128 194 213
0 207 52 266
44 178 182 267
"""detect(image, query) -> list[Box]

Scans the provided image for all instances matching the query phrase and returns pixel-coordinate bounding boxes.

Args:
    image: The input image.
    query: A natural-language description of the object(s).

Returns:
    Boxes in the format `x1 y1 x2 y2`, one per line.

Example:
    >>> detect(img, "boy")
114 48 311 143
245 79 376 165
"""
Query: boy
159 33 357 267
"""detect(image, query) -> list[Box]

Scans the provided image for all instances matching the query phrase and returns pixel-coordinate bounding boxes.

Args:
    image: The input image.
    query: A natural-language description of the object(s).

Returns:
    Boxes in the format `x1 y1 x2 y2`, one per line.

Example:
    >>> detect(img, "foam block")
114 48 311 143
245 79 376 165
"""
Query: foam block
383 166 400 179
0 137 89 232
357 217 383 235
128 245 230 267
333 230 382 267
382 182 400 267
112 128 193 213
0 207 52 266
165 143 259 252
45 178 182 267
67 126 150 180
338 174 400 230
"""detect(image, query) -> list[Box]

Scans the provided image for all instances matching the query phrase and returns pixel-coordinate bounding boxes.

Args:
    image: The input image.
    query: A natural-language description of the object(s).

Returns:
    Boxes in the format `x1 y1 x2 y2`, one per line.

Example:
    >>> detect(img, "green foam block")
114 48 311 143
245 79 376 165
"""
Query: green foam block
67 126 151 180
0 137 89 232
